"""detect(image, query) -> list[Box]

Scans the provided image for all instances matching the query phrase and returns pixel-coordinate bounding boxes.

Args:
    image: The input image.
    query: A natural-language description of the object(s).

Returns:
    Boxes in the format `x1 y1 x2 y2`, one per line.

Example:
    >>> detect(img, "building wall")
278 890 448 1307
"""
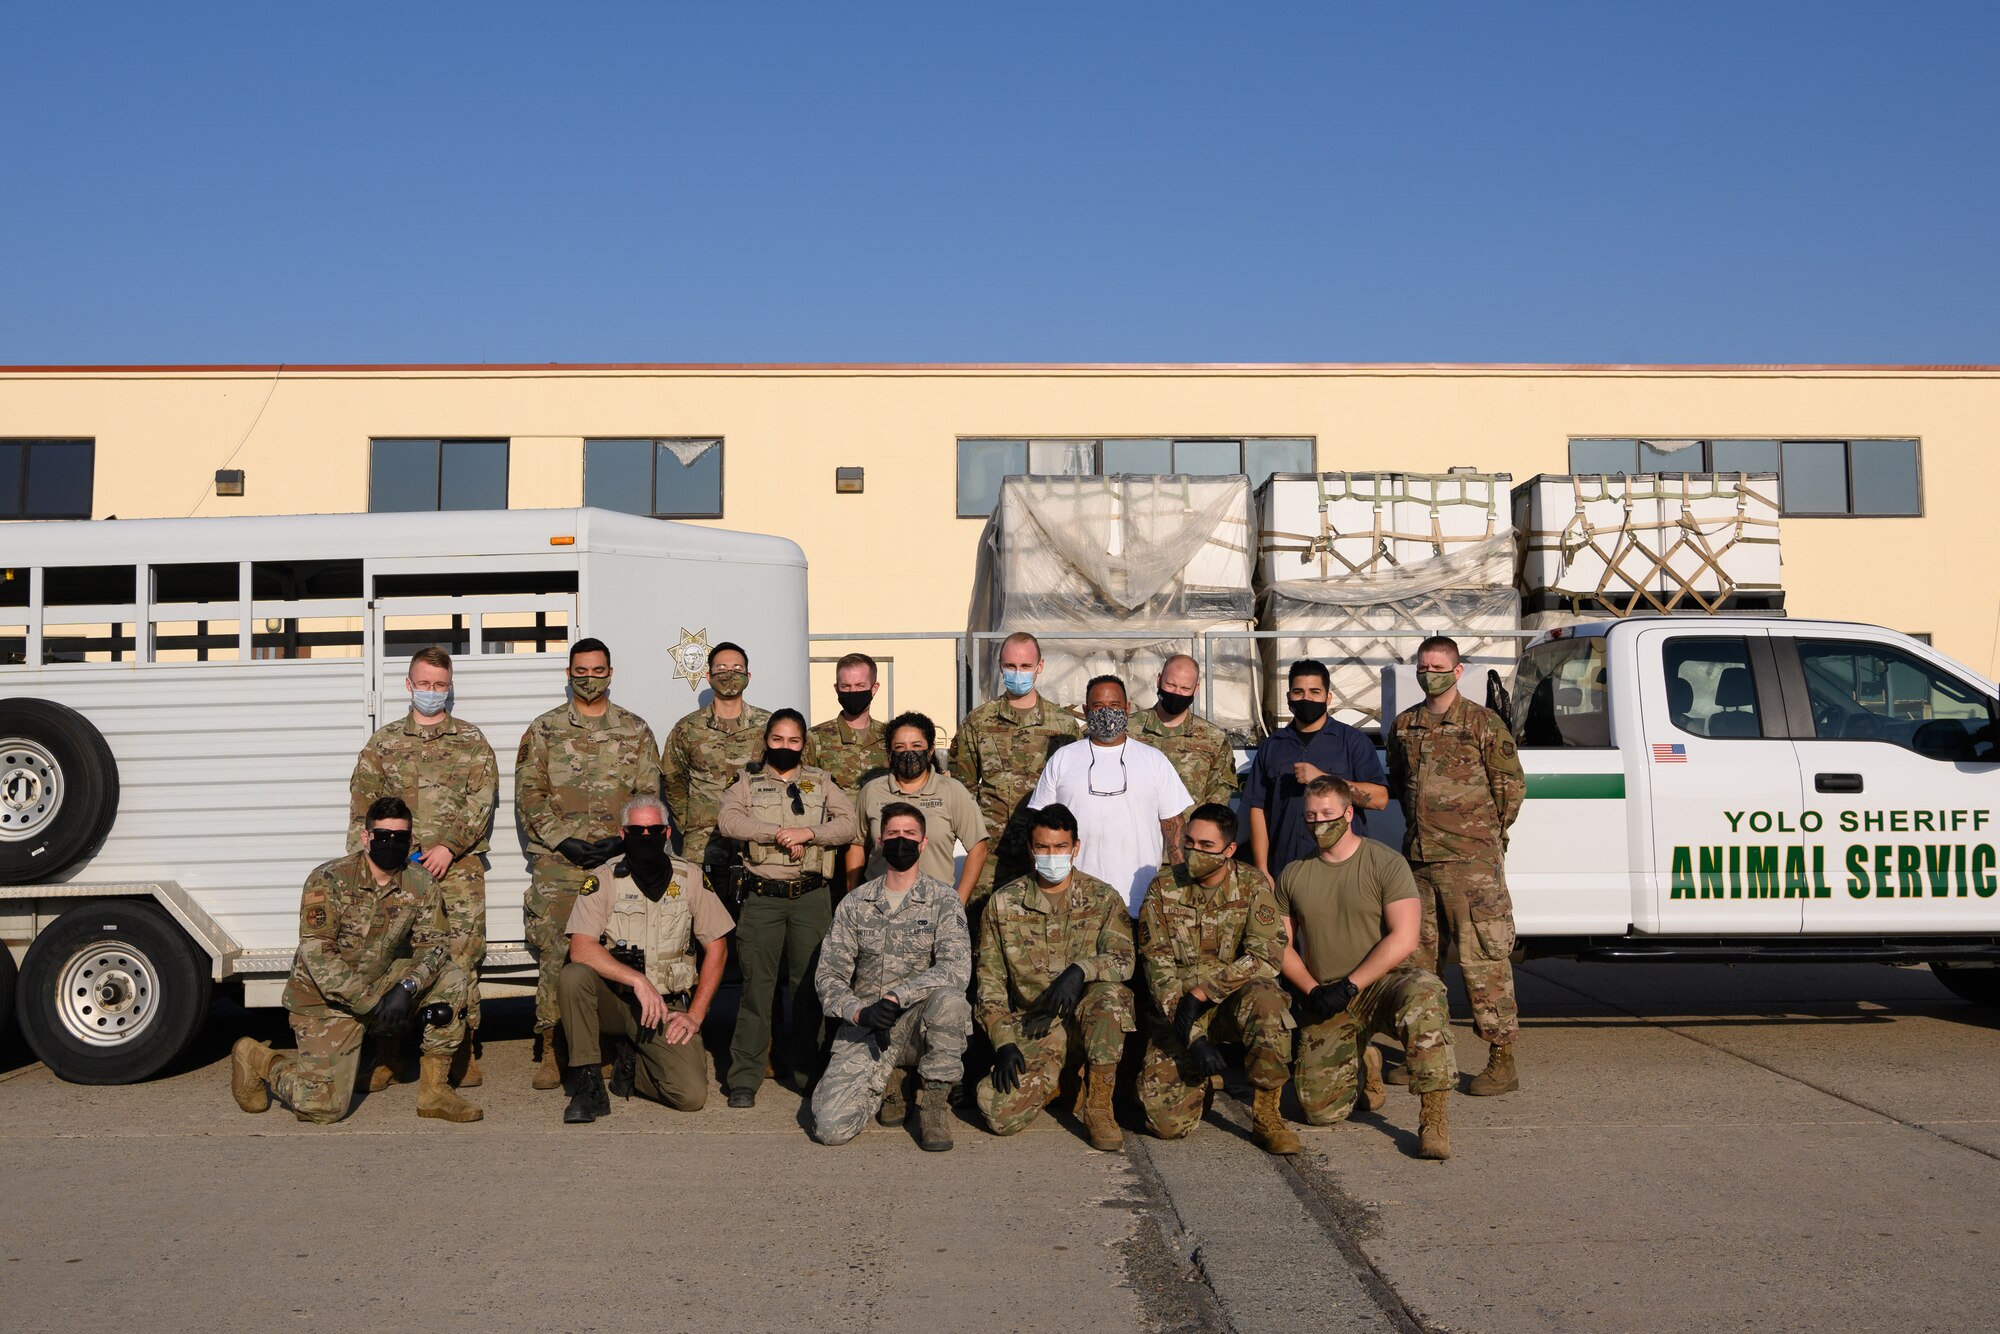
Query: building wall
2 363 1995 727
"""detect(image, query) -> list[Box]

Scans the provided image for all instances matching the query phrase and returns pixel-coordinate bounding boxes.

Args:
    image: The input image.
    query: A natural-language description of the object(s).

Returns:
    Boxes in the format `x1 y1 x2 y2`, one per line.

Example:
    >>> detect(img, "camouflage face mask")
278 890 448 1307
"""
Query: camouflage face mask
709 668 749 699
570 676 609 703
1418 670 1457 698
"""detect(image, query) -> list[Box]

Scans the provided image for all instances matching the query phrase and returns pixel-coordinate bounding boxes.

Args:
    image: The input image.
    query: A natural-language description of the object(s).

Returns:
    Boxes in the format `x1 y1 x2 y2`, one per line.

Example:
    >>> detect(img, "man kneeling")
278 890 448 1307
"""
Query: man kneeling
230 797 480 1124
812 803 972 1150
557 796 732 1121
1277 777 1455 1159
975 804 1135 1149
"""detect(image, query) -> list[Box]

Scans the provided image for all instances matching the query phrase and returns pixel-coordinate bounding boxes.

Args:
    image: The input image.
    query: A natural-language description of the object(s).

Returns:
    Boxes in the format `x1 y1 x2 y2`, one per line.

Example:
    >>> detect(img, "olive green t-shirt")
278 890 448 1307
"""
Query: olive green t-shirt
1273 838 1419 984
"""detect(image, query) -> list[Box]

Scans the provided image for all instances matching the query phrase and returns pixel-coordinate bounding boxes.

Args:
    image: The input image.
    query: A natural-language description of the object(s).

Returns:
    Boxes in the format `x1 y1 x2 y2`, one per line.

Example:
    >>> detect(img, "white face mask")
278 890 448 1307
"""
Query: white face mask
412 687 451 715
1034 853 1073 883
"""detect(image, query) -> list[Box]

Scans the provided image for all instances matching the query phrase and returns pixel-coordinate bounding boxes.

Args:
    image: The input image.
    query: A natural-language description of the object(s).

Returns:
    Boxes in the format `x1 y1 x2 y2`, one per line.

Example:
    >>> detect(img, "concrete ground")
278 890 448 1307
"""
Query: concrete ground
1 961 1996 1332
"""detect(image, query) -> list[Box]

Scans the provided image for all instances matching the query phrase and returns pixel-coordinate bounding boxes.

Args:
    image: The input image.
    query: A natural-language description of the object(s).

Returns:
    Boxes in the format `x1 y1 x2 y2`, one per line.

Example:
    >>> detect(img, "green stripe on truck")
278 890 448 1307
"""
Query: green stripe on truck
1527 772 1626 799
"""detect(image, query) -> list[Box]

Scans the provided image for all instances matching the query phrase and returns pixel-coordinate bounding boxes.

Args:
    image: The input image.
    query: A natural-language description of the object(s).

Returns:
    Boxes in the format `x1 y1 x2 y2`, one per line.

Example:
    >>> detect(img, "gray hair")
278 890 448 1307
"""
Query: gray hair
621 794 668 825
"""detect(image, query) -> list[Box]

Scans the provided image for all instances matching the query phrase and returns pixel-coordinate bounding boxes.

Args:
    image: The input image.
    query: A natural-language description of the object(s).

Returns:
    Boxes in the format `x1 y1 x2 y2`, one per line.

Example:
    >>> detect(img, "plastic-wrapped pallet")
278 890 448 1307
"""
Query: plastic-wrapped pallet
967 473 1262 739
1258 472 1511 582
1259 533 1522 733
1513 473 1783 617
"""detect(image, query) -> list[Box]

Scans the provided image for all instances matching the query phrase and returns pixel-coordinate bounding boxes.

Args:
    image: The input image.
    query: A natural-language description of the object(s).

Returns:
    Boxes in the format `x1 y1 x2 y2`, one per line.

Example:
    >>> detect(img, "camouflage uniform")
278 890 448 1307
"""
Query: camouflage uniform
662 702 773 871
515 700 662 1035
810 872 972 1145
1135 860 1292 1139
948 696 1080 926
347 712 497 1024
1294 971 1456 1123
1129 706 1239 811
272 853 468 1123
808 714 888 797
973 870 1136 1135
1388 694 1526 1045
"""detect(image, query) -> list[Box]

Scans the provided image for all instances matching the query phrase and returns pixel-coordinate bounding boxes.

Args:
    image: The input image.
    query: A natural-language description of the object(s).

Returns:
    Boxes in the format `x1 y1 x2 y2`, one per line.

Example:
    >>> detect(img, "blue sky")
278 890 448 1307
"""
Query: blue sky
3 2 1995 364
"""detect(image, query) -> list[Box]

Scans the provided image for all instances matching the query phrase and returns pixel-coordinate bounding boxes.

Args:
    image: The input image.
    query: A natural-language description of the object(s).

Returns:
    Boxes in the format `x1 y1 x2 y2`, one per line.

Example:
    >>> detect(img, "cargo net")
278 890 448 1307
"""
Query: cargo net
980 473 1254 622
1259 533 1520 731
1260 472 1503 578
1529 473 1781 616
973 627 1264 744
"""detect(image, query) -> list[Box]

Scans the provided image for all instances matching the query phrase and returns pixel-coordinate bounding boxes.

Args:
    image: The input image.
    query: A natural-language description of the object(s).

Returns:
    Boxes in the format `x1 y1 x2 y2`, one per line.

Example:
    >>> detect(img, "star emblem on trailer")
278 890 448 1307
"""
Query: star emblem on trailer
669 627 712 692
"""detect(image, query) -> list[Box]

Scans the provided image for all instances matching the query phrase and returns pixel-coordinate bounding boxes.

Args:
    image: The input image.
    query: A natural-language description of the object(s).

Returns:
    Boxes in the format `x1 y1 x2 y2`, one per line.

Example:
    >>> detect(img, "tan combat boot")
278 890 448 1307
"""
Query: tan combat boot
1359 1045 1388 1112
1384 1050 1414 1086
364 1049 404 1093
1079 1063 1123 1152
1466 1042 1518 1097
531 1026 564 1090
877 1068 909 1127
418 1052 484 1122
450 1034 482 1089
1417 1089 1451 1159
231 1037 281 1113
1249 1086 1300 1155
915 1079 954 1152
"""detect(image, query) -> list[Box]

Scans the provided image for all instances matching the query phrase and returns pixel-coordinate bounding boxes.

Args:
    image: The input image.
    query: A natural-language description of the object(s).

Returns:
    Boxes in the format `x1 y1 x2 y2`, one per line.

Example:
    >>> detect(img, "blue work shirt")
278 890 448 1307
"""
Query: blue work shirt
1243 719 1387 880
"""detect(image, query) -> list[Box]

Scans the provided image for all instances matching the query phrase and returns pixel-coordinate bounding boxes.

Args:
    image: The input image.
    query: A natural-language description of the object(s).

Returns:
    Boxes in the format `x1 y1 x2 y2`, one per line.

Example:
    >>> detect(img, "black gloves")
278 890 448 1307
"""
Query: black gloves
856 998 905 1034
557 835 625 870
991 1043 1028 1094
370 977 417 1031
1024 964 1089 1038
1173 991 1211 1047
1187 1036 1228 1079
1304 978 1360 1023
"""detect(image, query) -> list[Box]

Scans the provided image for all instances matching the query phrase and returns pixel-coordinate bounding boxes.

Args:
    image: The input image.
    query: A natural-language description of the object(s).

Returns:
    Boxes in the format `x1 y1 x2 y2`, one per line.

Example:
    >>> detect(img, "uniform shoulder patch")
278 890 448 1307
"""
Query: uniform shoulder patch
1253 902 1277 926
580 875 600 896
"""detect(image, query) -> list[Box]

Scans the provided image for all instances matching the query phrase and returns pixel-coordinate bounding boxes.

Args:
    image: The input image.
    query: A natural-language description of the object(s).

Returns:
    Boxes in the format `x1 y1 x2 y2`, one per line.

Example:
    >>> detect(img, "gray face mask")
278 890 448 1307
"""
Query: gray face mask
411 688 451 715
1084 706 1127 742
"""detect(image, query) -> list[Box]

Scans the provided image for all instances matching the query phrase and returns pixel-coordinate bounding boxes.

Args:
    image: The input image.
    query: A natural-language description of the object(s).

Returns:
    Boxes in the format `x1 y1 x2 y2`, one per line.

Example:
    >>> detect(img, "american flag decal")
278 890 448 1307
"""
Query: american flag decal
1652 743 1687 764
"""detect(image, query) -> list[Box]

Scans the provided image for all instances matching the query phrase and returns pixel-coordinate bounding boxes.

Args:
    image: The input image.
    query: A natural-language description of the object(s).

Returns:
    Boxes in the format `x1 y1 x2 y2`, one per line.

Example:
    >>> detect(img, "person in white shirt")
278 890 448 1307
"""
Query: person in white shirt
1027 675 1193 918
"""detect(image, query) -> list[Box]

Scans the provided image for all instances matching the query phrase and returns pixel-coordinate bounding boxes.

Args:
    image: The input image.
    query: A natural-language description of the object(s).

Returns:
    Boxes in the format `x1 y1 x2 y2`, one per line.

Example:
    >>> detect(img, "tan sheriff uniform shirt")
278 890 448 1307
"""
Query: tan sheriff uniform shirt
856 768 990 885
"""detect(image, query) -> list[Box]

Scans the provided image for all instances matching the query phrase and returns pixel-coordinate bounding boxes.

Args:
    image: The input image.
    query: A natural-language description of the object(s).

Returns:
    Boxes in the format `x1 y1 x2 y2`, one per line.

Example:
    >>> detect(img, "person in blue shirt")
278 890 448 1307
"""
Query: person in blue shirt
1244 658 1389 882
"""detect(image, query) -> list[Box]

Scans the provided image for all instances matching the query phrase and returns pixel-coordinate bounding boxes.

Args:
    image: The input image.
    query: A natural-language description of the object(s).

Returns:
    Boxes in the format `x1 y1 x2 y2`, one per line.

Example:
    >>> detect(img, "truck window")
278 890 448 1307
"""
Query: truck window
1795 639 1998 761
1512 636 1611 748
1661 637 1763 739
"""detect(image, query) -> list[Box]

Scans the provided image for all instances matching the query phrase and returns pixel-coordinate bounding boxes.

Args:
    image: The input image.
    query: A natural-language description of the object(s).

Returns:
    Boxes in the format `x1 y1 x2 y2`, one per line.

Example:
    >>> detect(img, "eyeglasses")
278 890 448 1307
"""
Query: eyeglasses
568 666 611 678
784 783 806 815
622 824 667 837
1087 746 1128 797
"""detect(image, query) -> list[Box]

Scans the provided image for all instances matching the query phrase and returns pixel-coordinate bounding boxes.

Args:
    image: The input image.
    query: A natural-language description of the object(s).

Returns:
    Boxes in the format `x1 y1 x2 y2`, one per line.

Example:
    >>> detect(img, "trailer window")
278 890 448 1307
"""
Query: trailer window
1512 636 1611 748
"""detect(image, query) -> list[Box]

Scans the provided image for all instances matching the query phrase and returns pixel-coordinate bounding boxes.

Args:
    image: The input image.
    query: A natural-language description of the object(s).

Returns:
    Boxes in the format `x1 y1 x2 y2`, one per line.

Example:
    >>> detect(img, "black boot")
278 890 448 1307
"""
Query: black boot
564 1065 610 1124
609 1037 638 1100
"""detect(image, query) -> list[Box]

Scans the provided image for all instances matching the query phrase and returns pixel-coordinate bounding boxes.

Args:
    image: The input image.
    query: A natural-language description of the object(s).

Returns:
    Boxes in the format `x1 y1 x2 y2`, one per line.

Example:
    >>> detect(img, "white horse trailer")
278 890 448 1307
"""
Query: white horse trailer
0 508 808 1082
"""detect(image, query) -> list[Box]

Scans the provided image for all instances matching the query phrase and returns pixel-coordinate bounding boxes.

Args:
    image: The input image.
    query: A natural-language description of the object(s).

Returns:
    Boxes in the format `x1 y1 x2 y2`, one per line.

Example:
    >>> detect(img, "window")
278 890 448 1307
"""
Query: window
1661 637 1763 739
1794 639 1996 761
369 439 509 512
0 440 94 519
583 439 724 519
955 437 1314 517
1564 438 1920 517
1512 635 1612 748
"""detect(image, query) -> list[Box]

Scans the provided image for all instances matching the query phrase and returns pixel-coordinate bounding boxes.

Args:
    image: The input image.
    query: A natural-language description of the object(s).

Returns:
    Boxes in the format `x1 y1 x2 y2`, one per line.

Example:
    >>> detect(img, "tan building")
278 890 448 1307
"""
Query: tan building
1 361 1994 727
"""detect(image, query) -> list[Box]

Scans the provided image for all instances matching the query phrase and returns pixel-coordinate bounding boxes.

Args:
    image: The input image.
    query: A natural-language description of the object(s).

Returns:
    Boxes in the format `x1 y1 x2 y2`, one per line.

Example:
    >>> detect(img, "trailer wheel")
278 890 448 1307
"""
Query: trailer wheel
0 942 16 1042
0 698 119 885
1930 961 2000 1007
18 900 212 1084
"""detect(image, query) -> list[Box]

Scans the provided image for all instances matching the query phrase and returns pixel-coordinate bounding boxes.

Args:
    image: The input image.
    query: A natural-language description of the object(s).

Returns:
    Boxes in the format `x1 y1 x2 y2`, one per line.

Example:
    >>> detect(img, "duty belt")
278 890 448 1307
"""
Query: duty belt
746 871 827 900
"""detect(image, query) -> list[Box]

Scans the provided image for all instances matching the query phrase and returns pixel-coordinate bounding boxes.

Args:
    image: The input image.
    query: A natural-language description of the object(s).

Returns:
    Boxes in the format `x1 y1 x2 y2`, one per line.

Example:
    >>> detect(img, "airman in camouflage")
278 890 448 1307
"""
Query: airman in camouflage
811 828 972 1150
975 804 1135 1149
661 640 776 872
229 798 480 1125
1130 654 1239 810
1135 803 1295 1152
1388 634 1527 1096
949 633 1081 926
346 647 497 1090
516 639 662 1089
810 649 890 795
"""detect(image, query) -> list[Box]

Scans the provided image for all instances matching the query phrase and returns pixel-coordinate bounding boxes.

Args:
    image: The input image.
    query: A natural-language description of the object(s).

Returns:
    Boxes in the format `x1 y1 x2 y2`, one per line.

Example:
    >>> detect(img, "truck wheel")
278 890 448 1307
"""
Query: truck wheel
18 900 212 1084
1930 961 2000 1007
0 698 119 885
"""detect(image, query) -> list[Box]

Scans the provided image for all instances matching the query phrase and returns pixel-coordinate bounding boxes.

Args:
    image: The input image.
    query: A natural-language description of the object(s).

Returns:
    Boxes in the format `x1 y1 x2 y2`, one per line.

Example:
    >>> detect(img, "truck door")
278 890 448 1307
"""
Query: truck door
1777 633 2000 933
1643 627 1805 934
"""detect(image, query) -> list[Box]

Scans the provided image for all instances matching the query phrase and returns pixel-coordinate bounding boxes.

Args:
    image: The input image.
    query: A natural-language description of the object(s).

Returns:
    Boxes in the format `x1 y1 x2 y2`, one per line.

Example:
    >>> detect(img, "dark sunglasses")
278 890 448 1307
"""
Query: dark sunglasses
622 823 668 836
784 783 805 815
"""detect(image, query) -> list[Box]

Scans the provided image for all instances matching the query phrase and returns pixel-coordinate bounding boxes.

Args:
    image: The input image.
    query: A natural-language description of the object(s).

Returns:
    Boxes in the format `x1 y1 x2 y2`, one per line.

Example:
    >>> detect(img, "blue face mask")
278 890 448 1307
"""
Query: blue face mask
1034 853 1073 883
412 688 451 716
1001 669 1037 699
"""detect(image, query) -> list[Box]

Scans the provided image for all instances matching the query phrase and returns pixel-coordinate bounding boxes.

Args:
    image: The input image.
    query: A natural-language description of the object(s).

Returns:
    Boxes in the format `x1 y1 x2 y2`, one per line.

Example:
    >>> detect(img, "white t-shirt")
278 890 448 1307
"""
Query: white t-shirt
1027 735 1193 917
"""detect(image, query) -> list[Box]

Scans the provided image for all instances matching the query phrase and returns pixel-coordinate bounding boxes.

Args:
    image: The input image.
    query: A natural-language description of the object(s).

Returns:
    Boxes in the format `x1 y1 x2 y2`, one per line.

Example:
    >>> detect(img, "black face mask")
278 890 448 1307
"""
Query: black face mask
881 836 922 872
836 689 874 719
1289 698 1328 727
621 825 671 895
1154 689 1195 720
890 749 930 781
762 746 803 775
368 829 413 872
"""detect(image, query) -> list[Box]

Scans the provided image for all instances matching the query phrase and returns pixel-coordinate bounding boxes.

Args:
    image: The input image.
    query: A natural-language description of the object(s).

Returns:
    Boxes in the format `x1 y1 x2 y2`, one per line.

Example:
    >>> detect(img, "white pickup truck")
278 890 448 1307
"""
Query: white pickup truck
1450 616 2000 1002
